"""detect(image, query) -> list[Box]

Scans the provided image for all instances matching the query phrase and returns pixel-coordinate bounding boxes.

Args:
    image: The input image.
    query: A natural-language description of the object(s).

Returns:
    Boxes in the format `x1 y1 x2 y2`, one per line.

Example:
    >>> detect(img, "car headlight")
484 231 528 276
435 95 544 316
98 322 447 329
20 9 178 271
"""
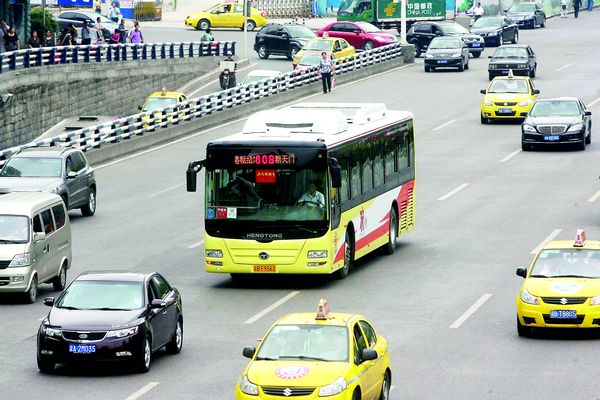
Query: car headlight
520 288 538 305
519 100 531 107
106 326 139 339
451 52 461 57
483 99 492 106
590 296 600 305
308 250 328 258
373 35 384 41
239 375 258 396
487 31 498 36
205 249 223 258
425 53 435 58
522 124 536 133
319 377 347 397
41 325 61 338
567 123 584 132
518 64 527 68
488 64 496 69
9 253 31 268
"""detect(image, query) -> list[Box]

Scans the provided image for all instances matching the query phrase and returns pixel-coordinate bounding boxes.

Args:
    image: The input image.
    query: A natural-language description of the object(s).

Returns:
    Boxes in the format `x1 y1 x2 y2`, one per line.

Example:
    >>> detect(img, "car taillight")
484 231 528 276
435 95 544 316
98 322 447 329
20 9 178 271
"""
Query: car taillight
261 11 267 17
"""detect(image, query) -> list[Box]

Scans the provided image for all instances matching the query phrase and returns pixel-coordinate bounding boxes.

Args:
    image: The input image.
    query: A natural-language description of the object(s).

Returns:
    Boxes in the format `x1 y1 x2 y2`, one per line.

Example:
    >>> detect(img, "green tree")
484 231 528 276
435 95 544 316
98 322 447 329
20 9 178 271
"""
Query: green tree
30 7 59 36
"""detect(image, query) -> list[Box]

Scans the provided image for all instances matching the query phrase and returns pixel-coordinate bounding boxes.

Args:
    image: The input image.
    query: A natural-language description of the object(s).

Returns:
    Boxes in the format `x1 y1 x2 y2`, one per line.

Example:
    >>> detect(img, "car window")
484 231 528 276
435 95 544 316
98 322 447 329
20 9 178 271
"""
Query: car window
414 23 431 33
233 4 243 12
353 324 367 364
341 40 349 49
32 214 43 233
40 209 55 235
61 12 74 19
147 282 157 302
333 40 342 52
72 152 87 172
66 155 76 174
330 23 344 32
344 23 358 32
51 204 66 230
359 321 377 347
72 13 86 21
151 275 171 299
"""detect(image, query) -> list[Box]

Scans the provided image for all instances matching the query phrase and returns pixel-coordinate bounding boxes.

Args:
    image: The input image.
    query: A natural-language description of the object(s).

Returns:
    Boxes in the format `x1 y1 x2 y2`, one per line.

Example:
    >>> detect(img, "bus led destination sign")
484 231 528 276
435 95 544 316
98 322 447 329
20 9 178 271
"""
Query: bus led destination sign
234 153 296 166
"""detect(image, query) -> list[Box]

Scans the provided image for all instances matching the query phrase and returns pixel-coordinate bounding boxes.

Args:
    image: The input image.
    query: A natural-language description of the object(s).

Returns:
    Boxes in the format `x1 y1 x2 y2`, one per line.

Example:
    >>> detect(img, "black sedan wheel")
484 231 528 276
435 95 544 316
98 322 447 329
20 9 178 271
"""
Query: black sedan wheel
37 356 55 373
166 319 183 354
540 17 546 28
585 126 592 144
472 52 481 58
257 45 269 59
512 32 518 44
135 336 152 373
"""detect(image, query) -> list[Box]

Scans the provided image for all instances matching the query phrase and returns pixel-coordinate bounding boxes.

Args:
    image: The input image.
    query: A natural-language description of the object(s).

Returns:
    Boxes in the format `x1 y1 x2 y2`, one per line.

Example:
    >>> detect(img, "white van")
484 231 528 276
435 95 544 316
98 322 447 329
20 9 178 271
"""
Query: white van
0 193 72 303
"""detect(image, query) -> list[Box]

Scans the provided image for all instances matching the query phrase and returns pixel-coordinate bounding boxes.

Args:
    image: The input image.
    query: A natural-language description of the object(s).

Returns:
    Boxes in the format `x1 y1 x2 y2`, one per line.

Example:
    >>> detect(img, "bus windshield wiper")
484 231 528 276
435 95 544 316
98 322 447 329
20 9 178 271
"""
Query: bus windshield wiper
291 225 318 234
279 355 329 361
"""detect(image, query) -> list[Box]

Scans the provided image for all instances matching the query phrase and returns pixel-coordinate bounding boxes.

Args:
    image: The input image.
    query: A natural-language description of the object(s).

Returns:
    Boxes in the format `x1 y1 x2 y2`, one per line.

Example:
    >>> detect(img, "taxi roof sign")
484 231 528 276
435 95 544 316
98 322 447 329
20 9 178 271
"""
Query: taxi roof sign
161 87 168 96
507 69 514 78
315 299 330 320
574 229 587 247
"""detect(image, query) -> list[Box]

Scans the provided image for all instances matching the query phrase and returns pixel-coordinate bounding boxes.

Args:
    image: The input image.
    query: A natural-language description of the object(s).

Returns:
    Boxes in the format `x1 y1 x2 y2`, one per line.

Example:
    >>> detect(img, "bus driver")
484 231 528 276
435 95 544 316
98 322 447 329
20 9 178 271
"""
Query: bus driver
297 182 325 208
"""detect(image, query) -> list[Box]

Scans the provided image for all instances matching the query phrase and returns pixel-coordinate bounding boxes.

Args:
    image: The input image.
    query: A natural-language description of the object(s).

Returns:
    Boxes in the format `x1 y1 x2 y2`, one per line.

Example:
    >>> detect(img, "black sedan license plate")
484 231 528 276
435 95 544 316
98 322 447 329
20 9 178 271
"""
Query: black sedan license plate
437 60 448 64
544 135 560 141
550 310 577 319
472 43 480 47
69 344 96 354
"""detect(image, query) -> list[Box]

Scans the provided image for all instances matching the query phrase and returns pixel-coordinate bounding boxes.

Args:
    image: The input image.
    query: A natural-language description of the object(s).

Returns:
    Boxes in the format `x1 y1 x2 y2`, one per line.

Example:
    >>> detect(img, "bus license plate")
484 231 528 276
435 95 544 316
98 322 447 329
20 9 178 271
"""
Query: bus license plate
498 108 512 113
69 344 96 354
550 310 577 319
253 265 276 273
544 135 560 141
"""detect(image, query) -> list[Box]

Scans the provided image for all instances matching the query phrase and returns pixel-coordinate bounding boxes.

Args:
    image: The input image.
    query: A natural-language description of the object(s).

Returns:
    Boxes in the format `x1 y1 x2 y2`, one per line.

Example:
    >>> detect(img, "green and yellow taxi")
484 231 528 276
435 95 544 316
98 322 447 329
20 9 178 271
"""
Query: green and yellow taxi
293 37 356 68
480 71 539 124
516 230 600 336
185 2 268 31
236 300 391 400
140 89 188 124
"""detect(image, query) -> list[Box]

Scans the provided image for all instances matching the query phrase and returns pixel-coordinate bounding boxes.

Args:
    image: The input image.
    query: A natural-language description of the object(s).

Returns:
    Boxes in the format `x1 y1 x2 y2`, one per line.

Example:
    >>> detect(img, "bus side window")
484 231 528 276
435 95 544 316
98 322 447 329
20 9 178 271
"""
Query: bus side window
361 157 373 193
340 163 350 202
397 134 409 170
373 154 384 187
351 163 361 199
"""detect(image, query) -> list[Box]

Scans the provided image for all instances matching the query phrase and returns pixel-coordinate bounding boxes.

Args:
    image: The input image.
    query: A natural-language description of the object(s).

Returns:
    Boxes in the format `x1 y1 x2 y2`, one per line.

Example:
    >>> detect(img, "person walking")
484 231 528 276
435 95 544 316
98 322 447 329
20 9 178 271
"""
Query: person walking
61 25 76 46
4 27 20 51
128 22 144 44
0 20 5 53
587 0 594 11
43 30 55 47
473 2 485 21
573 0 581 17
94 0 102 13
110 28 121 44
109 2 121 23
317 51 335 94
118 18 127 43
201 27 214 42
561 0 568 17
81 20 92 45
27 30 42 48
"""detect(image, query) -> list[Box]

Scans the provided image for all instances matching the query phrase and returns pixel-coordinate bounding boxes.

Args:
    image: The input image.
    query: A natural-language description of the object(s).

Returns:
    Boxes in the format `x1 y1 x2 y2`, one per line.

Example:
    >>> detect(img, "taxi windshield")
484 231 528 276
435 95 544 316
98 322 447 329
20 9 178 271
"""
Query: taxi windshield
529 101 581 117
429 38 461 49
304 39 333 51
488 79 529 93
256 325 348 362
143 97 178 112
493 47 528 58
471 17 501 28
530 249 600 278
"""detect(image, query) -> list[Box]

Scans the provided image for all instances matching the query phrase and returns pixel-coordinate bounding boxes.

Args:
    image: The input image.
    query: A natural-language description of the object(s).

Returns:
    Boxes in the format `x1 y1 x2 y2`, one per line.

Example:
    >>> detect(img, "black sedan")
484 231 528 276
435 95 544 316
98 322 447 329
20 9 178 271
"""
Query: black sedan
470 16 519 46
424 37 470 72
407 21 484 58
488 44 537 80
522 98 592 151
37 271 183 373
505 2 546 29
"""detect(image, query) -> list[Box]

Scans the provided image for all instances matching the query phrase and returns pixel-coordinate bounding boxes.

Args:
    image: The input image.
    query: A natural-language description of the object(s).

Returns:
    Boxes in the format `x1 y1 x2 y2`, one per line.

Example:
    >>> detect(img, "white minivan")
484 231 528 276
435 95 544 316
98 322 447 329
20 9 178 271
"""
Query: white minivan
0 193 71 303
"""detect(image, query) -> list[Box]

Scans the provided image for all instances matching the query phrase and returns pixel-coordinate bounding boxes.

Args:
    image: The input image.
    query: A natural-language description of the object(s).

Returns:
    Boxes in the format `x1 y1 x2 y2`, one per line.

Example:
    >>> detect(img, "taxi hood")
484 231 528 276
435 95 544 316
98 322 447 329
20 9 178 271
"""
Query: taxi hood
485 92 532 102
247 361 349 388
526 278 600 297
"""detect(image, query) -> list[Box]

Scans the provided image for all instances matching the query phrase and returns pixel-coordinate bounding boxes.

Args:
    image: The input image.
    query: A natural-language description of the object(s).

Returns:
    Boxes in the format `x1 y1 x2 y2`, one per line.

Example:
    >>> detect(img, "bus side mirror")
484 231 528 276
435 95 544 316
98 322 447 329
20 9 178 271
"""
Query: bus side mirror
186 160 204 192
328 157 342 188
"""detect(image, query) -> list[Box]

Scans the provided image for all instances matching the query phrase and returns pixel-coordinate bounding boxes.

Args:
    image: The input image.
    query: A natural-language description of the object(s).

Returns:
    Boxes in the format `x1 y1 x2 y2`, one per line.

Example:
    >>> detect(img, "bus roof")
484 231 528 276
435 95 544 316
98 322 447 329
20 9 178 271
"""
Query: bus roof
208 103 413 149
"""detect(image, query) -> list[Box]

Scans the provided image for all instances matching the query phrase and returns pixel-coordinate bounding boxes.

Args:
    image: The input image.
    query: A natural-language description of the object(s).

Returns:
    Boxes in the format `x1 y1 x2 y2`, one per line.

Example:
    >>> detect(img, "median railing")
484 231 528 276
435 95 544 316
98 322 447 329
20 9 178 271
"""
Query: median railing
0 42 405 165
0 41 235 75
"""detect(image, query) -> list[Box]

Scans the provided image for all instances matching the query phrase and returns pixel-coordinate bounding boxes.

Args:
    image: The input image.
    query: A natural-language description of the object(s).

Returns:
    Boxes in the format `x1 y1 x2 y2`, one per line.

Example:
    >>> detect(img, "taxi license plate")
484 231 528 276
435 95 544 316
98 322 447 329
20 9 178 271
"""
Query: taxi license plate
472 43 480 47
437 60 448 64
544 135 560 141
498 108 512 113
68 344 96 354
550 310 577 319
253 265 276 273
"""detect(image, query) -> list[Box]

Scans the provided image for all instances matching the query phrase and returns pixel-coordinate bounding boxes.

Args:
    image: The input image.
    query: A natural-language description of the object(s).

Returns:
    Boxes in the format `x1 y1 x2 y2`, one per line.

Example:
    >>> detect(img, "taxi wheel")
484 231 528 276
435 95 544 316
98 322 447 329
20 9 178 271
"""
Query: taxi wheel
379 371 391 400
352 389 361 400
198 19 210 31
382 208 397 255
244 20 256 31
336 231 354 280
517 317 532 337
480 114 489 124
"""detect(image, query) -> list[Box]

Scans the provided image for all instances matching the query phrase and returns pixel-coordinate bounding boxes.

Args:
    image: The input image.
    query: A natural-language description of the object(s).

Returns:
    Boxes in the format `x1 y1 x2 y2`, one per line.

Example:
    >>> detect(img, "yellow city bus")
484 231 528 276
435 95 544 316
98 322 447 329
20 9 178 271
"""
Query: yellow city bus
186 103 415 279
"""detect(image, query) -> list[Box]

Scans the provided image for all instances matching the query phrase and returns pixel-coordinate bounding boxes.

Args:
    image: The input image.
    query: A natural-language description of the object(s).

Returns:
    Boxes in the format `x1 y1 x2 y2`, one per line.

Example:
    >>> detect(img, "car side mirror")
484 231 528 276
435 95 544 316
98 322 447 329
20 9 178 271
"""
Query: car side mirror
585 110 592 116
532 89 540 95
150 299 166 309
242 346 256 359
516 267 527 278
282 33 288 39
67 171 77 179
480 89 487 94
138 106 142 111
361 348 378 362
34 231 46 242
435 31 442 36
43 297 55 306
353 29 360 34
488 55 492 58
503 9 508 13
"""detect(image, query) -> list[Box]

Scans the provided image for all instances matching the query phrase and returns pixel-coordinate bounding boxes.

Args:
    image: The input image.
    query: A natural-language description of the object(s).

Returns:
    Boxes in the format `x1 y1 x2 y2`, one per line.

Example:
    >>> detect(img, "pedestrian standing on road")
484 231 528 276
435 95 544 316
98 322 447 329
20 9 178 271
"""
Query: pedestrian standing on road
118 18 127 43
61 25 76 46
0 21 5 53
96 17 105 44
94 0 102 13
109 2 121 23
573 0 581 17
561 0 568 17
317 51 335 94
201 27 214 42
586 0 593 11
43 30 55 47
473 2 484 21
128 21 144 44
110 29 121 44
27 30 42 48
81 21 92 45
4 27 20 51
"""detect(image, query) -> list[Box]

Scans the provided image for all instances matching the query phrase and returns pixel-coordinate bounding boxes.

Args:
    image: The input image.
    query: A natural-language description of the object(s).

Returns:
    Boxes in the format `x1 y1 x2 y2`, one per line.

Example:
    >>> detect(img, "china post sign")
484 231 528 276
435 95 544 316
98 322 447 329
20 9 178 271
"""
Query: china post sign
58 0 93 6
379 0 445 19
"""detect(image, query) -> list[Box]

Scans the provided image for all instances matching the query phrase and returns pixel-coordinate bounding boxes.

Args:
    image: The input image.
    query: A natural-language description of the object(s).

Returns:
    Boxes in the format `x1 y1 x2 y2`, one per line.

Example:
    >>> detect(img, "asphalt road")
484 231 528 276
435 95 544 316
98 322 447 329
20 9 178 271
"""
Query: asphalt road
2 11 600 400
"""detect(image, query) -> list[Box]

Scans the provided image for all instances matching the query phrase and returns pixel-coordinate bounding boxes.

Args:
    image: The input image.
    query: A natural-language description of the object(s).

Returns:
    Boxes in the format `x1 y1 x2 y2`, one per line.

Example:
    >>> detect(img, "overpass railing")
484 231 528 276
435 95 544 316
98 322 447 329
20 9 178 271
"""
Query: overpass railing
0 41 235 75
0 42 405 166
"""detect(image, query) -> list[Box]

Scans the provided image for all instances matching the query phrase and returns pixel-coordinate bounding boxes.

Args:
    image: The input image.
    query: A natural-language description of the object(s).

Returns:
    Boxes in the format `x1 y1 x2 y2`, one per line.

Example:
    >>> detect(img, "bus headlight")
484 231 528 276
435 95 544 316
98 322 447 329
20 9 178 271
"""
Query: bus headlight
308 250 328 259
205 250 223 258
239 375 258 396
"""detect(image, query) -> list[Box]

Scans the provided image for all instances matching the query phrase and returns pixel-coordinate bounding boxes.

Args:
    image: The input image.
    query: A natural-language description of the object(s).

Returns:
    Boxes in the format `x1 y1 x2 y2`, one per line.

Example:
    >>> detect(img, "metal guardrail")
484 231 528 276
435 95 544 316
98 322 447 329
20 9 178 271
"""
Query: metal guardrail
0 41 235 75
0 43 405 166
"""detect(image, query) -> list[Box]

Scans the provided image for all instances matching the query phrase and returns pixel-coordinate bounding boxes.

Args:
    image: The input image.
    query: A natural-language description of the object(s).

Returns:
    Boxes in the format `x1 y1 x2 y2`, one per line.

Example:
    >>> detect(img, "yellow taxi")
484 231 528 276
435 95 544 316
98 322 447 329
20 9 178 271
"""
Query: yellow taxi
516 230 600 336
480 70 540 124
236 300 391 400
293 37 356 68
185 2 268 31
140 89 188 124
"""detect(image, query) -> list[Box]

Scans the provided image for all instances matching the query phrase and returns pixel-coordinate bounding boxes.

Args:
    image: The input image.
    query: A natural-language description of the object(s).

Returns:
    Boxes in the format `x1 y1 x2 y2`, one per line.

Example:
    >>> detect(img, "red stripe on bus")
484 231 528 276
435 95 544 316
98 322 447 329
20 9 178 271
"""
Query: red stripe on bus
379 180 414 224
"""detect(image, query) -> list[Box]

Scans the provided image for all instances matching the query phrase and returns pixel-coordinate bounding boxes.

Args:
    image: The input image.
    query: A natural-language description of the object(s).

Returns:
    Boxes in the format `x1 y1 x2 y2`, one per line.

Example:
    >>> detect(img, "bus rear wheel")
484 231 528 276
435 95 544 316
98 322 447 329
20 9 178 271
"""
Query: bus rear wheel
336 231 354 280
382 208 398 255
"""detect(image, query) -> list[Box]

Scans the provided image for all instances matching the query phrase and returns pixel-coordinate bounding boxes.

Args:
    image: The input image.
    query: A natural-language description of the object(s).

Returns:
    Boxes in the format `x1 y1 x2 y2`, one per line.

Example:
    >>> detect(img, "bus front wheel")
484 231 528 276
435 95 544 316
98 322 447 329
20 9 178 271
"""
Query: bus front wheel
336 231 354 280
382 208 398 255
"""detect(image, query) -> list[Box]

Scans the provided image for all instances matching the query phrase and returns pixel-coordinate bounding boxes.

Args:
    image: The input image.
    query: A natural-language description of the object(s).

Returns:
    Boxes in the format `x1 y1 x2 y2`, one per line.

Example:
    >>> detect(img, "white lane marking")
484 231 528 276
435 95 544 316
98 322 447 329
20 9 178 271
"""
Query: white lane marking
449 293 493 329
188 239 205 249
187 63 259 98
432 119 456 132
437 183 469 201
245 291 301 324
124 382 160 400
500 149 521 163
147 183 184 198
530 229 562 254
95 64 413 171
556 62 572 71
588 97 600 108
588 189 600 203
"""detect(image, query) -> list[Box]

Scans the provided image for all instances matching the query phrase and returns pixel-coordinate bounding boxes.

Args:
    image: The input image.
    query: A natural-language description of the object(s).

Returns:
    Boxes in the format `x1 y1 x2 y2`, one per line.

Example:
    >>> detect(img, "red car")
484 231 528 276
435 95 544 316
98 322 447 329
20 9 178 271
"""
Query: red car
316 21 397 51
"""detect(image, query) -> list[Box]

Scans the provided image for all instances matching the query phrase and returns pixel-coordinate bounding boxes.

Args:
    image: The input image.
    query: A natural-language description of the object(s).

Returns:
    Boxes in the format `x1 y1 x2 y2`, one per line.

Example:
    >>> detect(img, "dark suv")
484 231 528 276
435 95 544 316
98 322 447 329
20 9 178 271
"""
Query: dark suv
0 147 97 216
254 23 317 60
407 21 485 57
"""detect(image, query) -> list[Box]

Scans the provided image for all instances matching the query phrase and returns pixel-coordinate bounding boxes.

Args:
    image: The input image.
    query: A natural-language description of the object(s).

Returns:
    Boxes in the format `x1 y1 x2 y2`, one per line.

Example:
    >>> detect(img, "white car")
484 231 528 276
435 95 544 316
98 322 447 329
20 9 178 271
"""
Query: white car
241 70 283 86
